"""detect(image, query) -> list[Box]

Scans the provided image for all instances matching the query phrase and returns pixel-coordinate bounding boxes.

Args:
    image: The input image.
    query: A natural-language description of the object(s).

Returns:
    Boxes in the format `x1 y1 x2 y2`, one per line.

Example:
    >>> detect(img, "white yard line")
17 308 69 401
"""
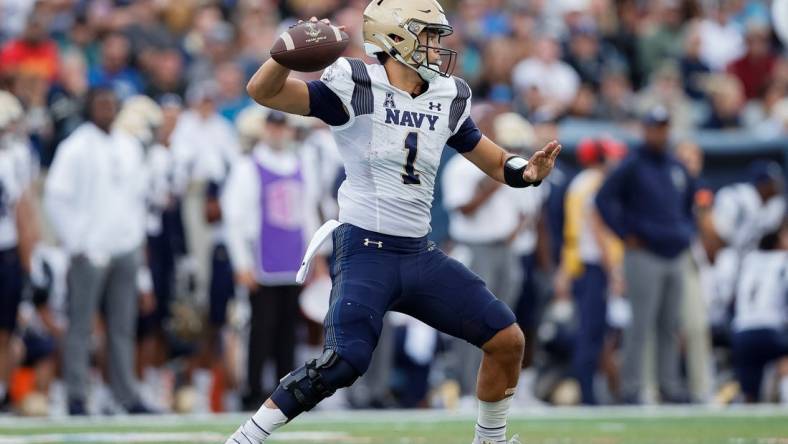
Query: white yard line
0 431 360 443
0 405 786 431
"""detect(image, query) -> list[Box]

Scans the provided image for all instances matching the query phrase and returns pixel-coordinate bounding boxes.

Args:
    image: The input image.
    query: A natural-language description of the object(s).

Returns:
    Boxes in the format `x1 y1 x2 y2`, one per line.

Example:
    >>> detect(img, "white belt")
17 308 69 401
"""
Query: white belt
296 219 342 284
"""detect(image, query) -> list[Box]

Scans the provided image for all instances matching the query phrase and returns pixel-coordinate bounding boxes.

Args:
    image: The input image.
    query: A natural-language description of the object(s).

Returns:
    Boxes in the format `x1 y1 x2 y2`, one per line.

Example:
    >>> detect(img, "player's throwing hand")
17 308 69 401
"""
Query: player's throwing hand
524 140 561 183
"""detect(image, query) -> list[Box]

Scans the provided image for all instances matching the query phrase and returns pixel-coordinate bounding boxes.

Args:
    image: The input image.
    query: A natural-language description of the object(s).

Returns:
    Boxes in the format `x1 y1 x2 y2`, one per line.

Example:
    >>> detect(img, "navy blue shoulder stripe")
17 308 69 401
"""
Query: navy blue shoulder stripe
449 77 471 132
346 58 374 116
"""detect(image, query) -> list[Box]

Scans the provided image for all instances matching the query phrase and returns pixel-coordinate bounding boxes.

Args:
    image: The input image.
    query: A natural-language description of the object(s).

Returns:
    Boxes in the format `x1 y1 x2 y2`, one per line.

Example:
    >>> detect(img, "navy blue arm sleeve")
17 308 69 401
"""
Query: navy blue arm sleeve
446 117 482 153
306 80 350 127
595 161 630 239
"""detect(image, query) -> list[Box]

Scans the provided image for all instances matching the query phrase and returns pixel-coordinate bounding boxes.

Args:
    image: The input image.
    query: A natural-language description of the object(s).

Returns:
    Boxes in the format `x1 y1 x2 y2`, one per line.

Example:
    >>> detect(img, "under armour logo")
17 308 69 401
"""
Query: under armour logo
363 238 383 248
384 92 397 109
428 102 442 111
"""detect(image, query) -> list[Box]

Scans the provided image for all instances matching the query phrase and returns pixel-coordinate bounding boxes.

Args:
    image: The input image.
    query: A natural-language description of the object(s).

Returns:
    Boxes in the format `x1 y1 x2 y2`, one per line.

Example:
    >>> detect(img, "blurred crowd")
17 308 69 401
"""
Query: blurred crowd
0 0 787 416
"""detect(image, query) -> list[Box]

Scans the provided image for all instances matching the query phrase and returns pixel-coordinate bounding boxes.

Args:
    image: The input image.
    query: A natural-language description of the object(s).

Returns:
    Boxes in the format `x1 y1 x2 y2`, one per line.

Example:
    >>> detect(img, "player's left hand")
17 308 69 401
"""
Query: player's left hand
524 140 561 183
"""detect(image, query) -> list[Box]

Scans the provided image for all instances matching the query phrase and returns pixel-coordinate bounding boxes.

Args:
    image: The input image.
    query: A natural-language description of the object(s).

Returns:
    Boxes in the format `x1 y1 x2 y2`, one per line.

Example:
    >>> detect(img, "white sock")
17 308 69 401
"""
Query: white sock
475 394 514 443
227 405 287 443
780 376 788 405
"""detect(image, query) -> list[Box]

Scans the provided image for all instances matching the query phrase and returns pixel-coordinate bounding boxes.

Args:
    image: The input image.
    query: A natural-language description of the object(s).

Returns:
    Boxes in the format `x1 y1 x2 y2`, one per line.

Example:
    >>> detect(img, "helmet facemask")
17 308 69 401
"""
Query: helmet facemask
403 20 457 82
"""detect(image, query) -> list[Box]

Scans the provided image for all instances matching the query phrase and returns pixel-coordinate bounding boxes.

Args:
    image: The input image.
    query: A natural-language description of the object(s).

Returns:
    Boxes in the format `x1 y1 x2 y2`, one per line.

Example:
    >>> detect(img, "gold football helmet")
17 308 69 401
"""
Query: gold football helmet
363 0 457 82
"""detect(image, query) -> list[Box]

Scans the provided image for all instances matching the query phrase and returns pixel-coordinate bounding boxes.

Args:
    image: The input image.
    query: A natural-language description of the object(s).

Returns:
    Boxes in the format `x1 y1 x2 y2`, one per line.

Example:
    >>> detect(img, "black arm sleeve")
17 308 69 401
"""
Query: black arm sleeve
306 80 350 127
446 117 482 153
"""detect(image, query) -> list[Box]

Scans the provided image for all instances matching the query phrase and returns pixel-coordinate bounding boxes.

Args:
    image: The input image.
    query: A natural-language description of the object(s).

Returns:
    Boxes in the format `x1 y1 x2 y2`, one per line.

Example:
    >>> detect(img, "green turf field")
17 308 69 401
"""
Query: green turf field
0 407 787 444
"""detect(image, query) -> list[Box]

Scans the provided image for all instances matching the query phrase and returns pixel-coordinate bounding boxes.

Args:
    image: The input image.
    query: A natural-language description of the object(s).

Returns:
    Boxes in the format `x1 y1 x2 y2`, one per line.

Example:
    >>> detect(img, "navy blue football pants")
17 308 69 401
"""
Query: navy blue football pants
571 264 608 405
324 223 517 375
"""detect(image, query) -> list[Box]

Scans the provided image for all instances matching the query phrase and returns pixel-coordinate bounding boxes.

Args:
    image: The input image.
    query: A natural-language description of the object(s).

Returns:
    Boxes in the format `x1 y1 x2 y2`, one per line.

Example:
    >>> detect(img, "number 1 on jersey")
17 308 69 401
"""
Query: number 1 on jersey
402 132 421 185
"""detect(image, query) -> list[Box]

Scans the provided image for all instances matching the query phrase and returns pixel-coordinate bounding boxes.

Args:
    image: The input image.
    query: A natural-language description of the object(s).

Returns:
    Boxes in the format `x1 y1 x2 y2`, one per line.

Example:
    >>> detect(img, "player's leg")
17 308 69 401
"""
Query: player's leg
732 329 769 402
394 244 521 444
656 254 686 402
226 224 398 443
620 249 663 403
571 265 608 405
0 247 23 410
245 284 268 407
63 254 106 414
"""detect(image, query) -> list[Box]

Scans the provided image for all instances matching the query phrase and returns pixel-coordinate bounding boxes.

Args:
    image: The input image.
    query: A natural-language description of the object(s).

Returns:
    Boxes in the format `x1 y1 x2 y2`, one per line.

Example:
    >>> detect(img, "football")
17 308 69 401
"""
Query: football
271 21 350 72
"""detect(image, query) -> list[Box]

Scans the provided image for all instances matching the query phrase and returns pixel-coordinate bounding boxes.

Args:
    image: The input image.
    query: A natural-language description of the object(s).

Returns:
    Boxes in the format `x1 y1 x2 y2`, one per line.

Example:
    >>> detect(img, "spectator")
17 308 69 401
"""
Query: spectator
742 80 788 137
215 62 252 123
678 21 712 101
143 48 187 100
596 107 696 404
727 22 777 101
55 13 100 68
478 38 523 98
554 137 627 404
44 50 88 167
702 74 745 130
512 35 580 121
731 221 788 403
697 0 745 71
636 62 694 134
596 68 637 121
123 0 177 59
187 20 236 85
222 110 319 409
0 13 59 84
604 0 643 88
44 87 152 415
637 0 684 81
567 83 599 119
0 0 36 42
563 20 619 90
88 32 143 101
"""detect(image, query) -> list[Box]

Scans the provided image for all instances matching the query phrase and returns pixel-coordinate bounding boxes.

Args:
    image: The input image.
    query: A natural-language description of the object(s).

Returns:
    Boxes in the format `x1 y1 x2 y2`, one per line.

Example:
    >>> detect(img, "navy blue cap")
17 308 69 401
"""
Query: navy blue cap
642 106 670 126
748 160 784 186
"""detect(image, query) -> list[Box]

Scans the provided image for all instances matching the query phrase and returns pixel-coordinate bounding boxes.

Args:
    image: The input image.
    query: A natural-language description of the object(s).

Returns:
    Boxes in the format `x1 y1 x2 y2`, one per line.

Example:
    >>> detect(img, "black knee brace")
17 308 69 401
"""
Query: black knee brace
277 349 359 414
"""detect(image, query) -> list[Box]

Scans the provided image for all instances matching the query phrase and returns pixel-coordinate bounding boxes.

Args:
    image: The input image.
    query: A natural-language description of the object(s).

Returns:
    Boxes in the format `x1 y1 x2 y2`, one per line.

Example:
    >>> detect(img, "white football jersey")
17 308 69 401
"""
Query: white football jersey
320 57 473 238
733 250 788 332
713 182 785 252
0 137 35 249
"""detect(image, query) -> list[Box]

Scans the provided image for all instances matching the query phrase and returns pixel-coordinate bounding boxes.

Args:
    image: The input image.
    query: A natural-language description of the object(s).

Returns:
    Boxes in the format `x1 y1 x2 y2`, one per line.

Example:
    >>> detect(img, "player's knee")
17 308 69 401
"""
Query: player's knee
274 349 359 417
484 324 525 362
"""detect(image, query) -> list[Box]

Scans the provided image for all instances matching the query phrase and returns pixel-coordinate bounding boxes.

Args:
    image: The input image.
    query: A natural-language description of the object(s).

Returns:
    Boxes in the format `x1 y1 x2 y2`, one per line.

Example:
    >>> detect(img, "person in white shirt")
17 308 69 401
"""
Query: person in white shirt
697 6 746 71
0 90 40 411
511 36 581 122
44 87 150 415
441 115 524 396
731 220 788 403
222 110 319 408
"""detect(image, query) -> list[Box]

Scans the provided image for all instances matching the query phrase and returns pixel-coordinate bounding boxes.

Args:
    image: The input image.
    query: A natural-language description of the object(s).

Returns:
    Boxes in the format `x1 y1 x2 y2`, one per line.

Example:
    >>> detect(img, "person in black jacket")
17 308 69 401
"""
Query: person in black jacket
596 106 696 404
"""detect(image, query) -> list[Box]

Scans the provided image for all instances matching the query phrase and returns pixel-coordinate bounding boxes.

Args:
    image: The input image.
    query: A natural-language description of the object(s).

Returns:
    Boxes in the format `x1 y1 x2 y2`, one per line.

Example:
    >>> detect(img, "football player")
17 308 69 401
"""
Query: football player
226 1 560 443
